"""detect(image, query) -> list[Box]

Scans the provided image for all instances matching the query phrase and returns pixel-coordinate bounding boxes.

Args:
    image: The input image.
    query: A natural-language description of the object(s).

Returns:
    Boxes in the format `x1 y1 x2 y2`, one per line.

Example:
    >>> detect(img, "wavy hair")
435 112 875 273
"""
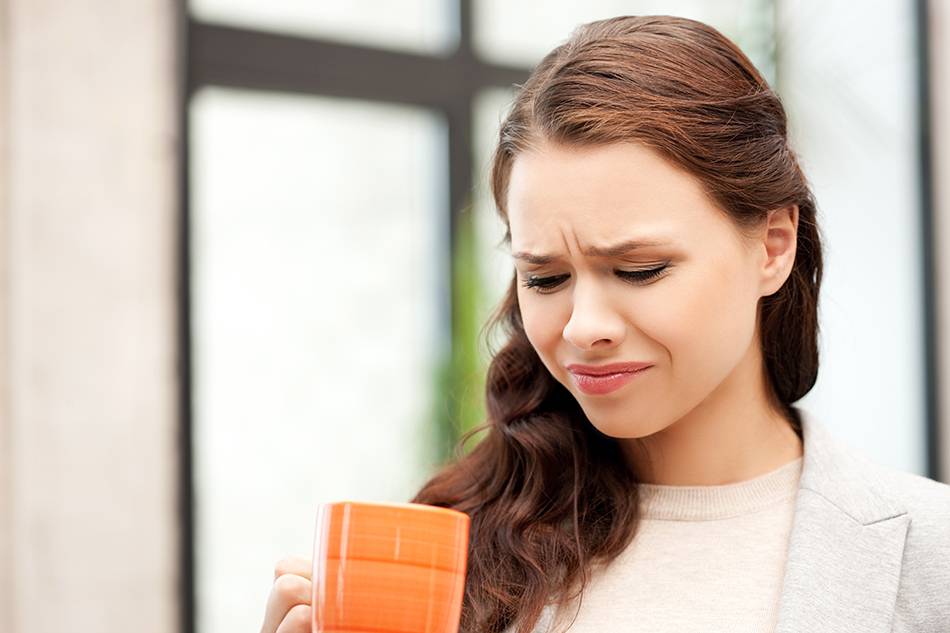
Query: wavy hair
411 14 823 633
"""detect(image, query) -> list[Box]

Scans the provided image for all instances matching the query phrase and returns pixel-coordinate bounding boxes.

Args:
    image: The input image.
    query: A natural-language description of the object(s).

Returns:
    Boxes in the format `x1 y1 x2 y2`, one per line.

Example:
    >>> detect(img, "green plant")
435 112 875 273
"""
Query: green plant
429 201 490 466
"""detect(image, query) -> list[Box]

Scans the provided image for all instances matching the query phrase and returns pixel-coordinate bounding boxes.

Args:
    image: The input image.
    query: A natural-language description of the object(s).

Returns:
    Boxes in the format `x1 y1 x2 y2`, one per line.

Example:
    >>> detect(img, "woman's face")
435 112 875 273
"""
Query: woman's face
507 139 795 439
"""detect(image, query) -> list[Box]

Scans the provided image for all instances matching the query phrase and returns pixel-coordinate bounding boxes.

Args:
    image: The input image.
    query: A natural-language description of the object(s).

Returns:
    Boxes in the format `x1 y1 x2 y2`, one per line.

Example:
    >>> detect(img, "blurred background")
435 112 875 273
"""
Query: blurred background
2 0 950 631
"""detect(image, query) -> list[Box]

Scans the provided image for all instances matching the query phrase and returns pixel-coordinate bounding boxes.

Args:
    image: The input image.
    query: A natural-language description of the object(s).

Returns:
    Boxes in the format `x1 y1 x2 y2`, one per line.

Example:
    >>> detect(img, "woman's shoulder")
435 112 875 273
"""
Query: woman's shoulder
833 432 950 541
869 464 950 630
797 410 950 626
798 407 950 529
885 464 950 506
875 463 950 543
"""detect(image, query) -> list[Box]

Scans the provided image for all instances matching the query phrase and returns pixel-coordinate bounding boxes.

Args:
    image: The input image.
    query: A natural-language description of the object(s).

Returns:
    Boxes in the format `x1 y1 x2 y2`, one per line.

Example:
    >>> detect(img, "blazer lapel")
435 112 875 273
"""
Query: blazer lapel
773 407 910 633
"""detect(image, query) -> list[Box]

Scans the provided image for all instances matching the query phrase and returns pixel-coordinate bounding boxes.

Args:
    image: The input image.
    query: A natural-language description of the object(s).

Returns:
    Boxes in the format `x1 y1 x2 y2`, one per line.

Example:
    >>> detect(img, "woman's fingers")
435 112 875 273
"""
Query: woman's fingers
261 574 311 633
260 558 313 633
274 604 312 633
274 556 312 581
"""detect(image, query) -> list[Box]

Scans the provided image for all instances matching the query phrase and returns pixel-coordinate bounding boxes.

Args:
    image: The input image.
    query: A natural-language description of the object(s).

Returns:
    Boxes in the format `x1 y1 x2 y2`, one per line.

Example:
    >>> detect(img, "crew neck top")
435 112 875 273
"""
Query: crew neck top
539 456 804 632
636 457 803 521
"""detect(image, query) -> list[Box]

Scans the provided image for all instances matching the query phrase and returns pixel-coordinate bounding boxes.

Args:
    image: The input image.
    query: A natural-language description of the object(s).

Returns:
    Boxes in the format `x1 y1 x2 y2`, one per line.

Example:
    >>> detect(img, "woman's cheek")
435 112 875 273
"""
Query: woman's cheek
657 271 753 376
519 296 561 354
632 282 705 352
631 282 724 393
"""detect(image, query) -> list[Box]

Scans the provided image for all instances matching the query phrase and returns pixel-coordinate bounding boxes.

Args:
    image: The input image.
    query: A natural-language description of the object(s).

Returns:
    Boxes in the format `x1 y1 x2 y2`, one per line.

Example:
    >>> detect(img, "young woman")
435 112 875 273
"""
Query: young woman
261 14 950 633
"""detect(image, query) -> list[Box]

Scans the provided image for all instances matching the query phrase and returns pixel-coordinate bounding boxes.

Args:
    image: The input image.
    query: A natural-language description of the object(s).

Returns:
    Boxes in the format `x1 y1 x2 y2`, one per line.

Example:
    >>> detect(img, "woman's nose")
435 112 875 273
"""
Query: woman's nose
561 281 625 351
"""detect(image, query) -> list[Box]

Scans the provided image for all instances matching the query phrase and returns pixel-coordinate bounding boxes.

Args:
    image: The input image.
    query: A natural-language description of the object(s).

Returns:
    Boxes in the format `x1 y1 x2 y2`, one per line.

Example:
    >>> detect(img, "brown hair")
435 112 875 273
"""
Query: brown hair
411 14 823 633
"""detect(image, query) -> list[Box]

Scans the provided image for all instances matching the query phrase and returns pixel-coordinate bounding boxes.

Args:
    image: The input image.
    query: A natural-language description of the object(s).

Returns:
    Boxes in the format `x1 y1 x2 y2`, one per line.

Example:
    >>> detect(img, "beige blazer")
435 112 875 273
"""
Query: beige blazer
513 406 950 632
774 406 950 632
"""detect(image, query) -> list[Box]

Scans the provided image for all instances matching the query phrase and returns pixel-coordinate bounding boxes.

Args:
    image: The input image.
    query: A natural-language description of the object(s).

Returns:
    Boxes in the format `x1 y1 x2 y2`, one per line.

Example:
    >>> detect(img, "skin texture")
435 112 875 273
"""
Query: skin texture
507 138 803 485
260 556 312 633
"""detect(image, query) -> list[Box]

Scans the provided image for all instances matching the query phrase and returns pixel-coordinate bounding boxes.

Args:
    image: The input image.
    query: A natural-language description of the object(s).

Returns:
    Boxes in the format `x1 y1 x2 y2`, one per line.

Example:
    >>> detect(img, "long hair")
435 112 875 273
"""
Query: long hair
410 14 823 633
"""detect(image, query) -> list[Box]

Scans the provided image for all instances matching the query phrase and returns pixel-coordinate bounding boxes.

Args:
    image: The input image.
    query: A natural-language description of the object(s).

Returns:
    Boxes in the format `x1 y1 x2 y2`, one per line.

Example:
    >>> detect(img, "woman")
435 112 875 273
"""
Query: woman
261 14 950 633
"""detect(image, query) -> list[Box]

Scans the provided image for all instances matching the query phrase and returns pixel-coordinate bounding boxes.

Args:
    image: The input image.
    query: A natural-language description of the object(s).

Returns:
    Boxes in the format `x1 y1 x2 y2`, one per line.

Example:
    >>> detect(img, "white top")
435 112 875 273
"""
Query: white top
534 456 803 632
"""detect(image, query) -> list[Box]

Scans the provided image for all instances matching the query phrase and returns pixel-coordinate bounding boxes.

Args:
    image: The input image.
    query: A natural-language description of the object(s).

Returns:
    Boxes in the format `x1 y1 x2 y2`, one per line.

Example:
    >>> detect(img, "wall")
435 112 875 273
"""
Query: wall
0 1 180 631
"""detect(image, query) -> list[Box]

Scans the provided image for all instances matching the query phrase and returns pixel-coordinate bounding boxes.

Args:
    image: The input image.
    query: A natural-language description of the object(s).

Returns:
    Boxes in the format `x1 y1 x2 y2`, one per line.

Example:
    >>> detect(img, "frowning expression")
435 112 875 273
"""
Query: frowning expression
507 139 772 438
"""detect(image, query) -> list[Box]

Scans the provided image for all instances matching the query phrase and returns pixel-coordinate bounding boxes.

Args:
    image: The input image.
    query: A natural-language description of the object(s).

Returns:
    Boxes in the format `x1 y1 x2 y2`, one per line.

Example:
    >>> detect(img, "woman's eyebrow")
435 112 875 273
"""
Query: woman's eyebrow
511 238 673 264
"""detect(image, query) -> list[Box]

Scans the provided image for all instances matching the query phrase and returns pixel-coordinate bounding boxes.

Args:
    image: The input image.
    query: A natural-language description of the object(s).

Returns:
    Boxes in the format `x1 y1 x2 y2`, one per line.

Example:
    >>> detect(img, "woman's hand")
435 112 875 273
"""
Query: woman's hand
260 557 313 633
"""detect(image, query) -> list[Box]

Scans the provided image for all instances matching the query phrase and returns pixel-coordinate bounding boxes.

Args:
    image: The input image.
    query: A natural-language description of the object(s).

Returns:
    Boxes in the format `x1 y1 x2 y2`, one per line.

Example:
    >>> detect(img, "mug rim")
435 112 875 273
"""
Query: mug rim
323 500 469 520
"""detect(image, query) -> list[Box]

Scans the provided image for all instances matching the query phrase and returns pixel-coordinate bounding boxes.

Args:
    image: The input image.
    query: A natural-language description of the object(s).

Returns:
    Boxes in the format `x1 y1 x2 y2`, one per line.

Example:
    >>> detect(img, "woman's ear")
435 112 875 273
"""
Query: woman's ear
759 204 799 298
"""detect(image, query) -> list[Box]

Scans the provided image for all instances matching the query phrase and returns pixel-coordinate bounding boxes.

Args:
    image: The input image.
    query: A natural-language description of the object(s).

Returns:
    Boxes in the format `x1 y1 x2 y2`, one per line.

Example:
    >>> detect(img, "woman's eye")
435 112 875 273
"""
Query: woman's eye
521 265 669 295
521 273 570 294
617 264 669 284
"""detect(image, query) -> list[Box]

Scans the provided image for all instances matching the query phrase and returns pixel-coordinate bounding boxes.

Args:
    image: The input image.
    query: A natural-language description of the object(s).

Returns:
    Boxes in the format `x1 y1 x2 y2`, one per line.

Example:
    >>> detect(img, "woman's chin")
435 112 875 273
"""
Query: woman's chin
583 412 664 440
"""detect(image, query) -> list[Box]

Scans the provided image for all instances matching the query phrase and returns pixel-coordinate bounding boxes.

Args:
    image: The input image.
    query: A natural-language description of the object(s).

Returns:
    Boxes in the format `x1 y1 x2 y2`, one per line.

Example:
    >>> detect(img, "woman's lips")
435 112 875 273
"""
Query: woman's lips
567 361 652 375
567 364 652 395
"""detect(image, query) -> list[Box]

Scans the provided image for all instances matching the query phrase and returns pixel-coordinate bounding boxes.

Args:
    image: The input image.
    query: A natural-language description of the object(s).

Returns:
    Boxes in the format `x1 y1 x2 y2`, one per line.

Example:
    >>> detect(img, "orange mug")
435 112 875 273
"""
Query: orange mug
311 501 470 633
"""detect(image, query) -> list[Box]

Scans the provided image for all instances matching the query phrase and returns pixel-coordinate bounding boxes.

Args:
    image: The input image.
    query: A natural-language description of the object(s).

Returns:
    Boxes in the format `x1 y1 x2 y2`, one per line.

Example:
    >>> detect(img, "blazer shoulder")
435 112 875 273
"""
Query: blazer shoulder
873 464 950 631
865 459 950 538
878 465 950 525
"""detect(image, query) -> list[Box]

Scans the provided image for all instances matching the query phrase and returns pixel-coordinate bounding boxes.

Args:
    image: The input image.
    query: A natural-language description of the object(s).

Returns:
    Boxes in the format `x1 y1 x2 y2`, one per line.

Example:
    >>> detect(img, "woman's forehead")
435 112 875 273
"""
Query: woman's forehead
507 142 718 232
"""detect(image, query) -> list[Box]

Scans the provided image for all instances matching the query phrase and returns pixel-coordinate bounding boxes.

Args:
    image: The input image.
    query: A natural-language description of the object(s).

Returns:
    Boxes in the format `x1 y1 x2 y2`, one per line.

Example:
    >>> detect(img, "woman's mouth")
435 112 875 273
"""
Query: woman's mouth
569 366 651 395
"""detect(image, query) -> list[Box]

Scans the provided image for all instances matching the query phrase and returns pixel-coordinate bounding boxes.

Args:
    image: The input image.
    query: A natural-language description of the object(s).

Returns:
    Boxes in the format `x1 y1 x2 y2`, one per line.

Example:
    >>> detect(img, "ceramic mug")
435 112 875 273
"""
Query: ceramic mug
311 501 470 633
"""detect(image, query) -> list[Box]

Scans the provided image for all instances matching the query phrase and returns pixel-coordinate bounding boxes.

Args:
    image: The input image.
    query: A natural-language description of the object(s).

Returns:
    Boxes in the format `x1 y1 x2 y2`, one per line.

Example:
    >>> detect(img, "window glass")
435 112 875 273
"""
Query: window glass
473 0 776 86
189 86 449 633
190 0 458 55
